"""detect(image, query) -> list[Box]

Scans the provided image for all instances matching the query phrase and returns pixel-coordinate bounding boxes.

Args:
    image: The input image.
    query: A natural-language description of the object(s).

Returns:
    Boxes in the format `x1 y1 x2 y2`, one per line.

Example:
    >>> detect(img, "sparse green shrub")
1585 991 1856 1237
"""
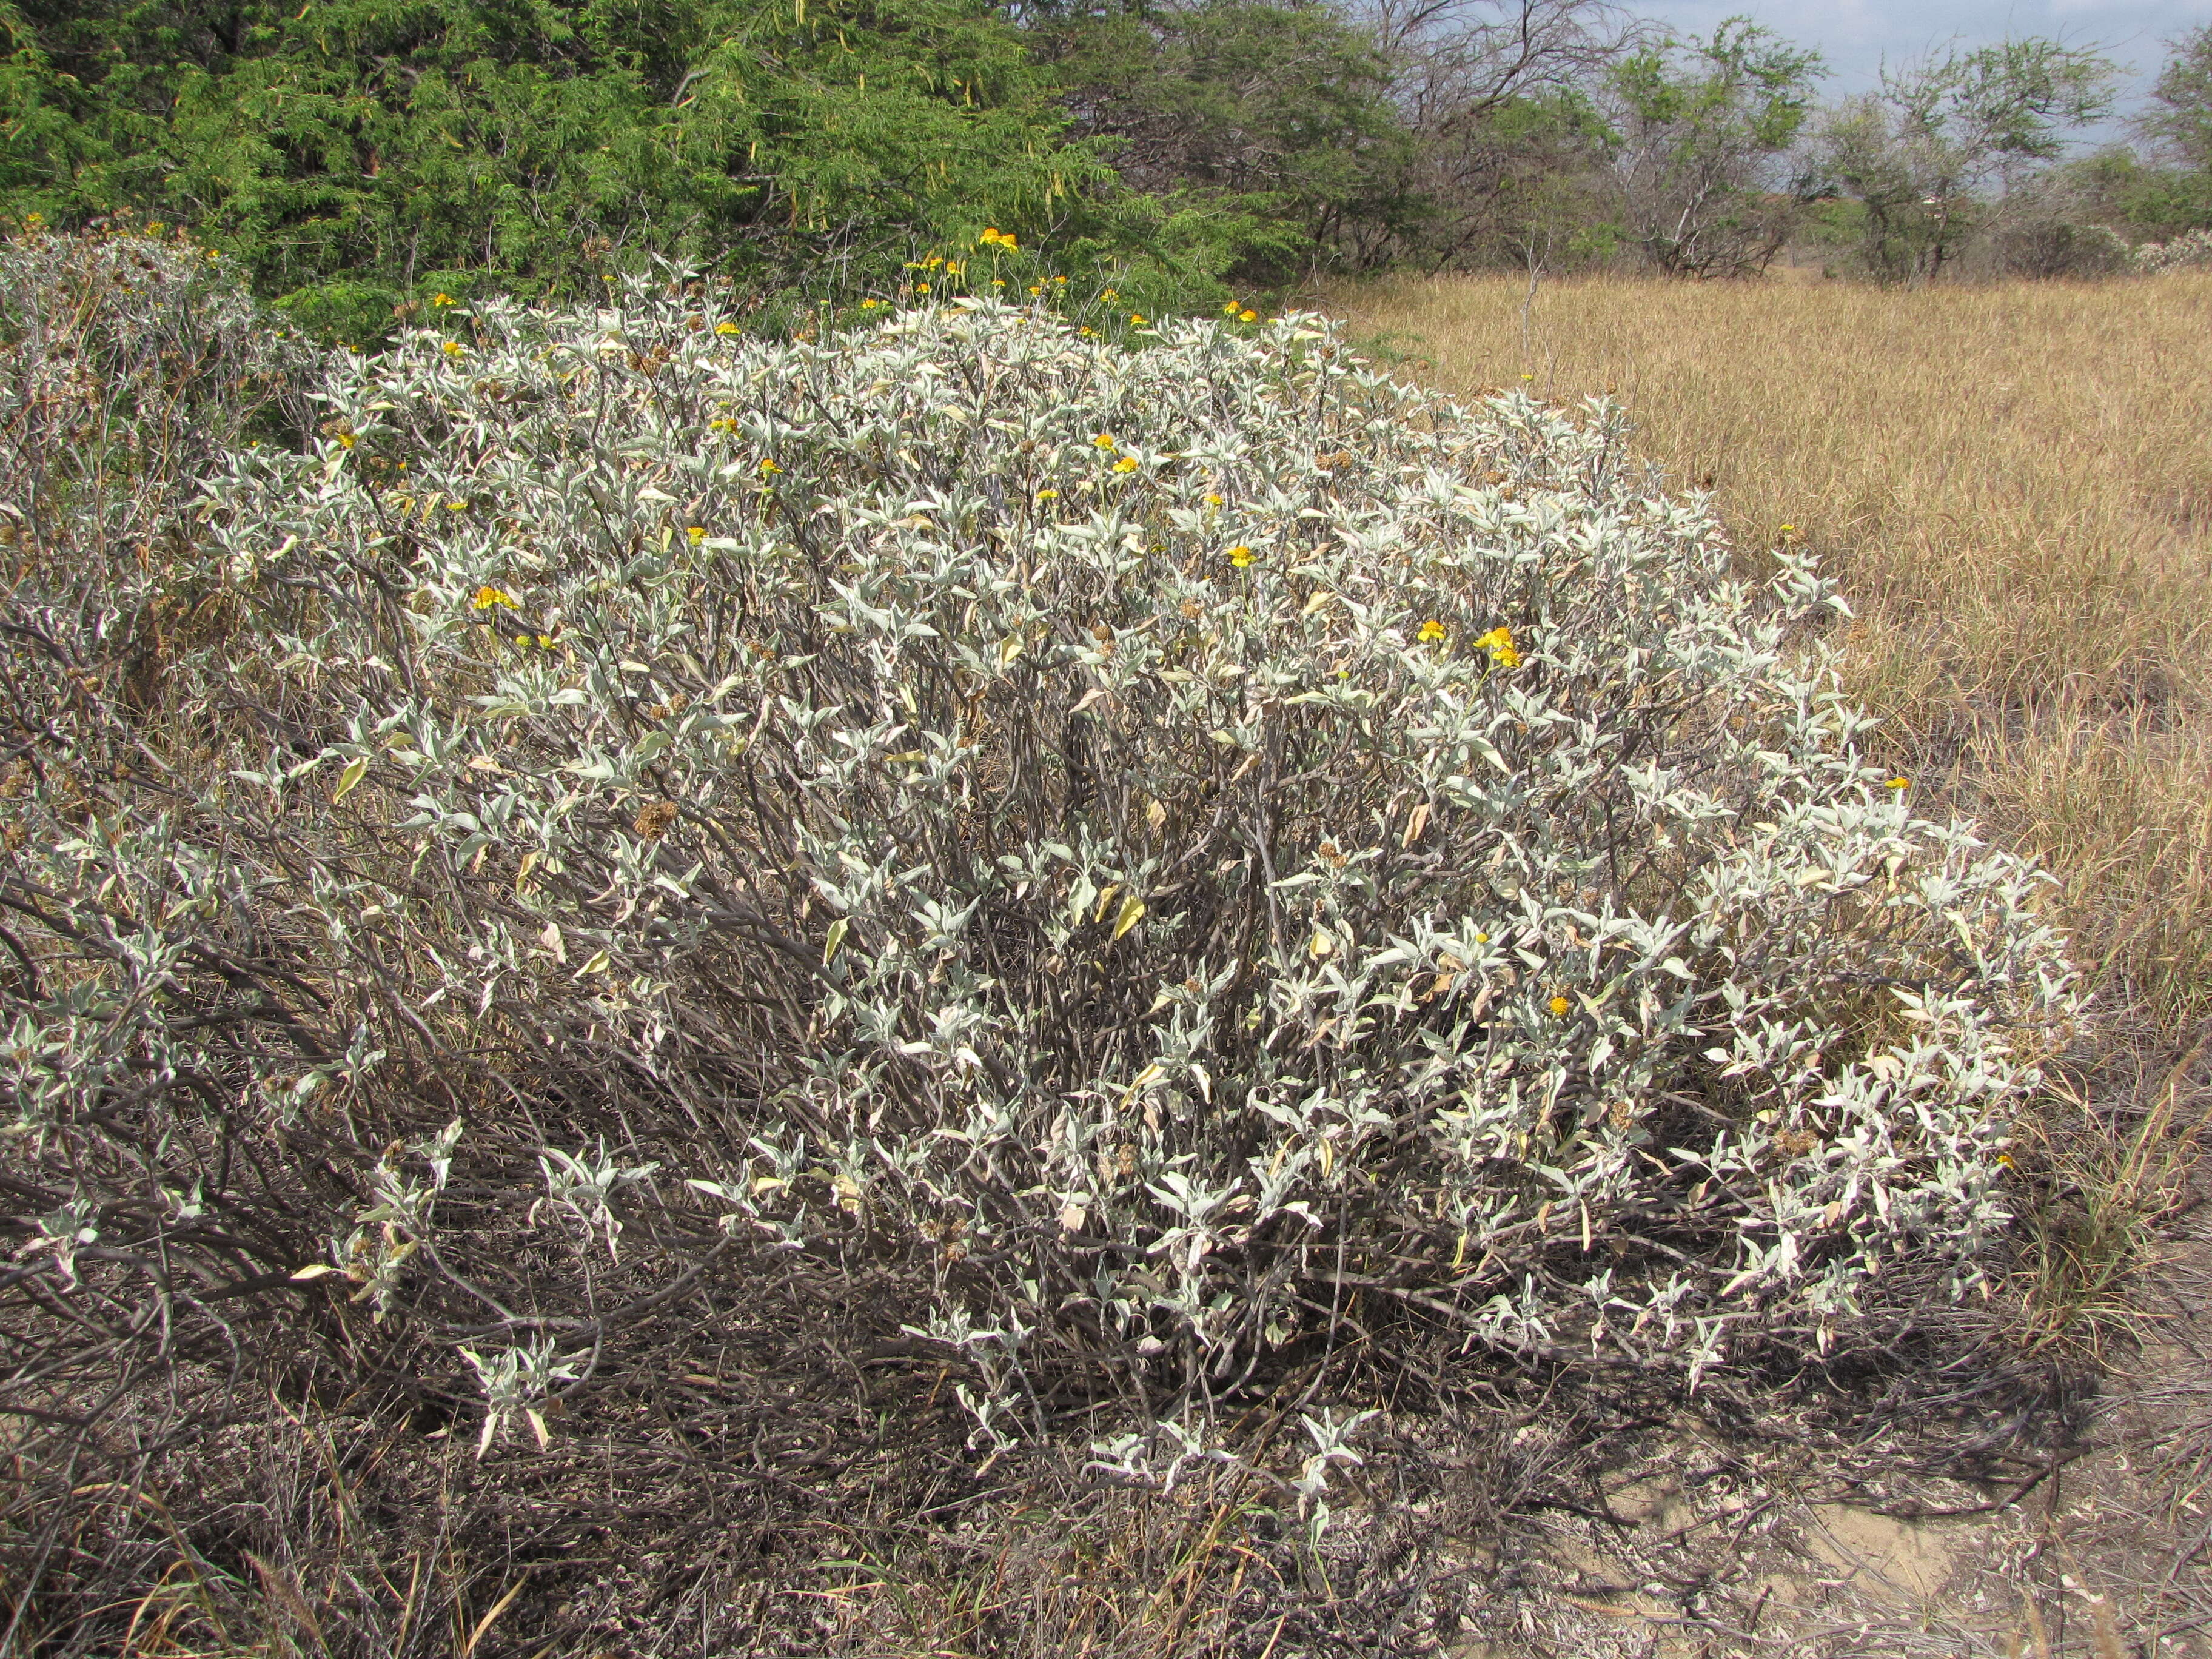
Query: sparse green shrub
3 264 2077 1512
1986 215 2131 280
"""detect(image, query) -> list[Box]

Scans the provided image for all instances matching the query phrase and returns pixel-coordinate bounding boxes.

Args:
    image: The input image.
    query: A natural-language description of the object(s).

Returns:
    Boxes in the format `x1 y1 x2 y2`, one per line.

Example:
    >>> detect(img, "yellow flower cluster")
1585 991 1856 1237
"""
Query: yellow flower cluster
1474 625 1520 668
979 227 1018 250
1410 620 1517 663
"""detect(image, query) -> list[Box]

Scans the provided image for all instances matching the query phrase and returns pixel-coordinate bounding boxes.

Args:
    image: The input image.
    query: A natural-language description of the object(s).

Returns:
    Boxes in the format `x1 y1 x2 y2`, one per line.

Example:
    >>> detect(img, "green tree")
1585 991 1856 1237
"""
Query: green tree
2143 24 2212 172
1814 38 2117 283
2045 146 2212 244
1036 0 1417 283
1603 17 1823 277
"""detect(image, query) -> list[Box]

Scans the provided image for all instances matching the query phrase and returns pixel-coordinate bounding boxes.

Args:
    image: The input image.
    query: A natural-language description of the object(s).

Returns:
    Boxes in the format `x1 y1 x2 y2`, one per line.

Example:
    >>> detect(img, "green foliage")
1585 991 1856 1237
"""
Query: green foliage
0 0 2177 344
2145 24 2212 173
2103 25 2212 246
1039 0 1418 283
1604 17 1823 276
0 0 1109 338
2043 149 2212 244
1401 85 1626 272
1815 38 2118 283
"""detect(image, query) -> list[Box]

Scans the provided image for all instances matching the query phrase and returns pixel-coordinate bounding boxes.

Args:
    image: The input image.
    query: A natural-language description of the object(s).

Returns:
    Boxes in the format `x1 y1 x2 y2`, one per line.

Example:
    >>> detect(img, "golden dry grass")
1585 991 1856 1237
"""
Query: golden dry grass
1324 271 2212 1030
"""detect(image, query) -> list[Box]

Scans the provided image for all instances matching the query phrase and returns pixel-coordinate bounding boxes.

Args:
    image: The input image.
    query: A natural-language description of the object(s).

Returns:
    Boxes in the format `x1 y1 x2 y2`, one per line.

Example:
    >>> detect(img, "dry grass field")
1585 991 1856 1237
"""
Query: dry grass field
1326 272 2212 1035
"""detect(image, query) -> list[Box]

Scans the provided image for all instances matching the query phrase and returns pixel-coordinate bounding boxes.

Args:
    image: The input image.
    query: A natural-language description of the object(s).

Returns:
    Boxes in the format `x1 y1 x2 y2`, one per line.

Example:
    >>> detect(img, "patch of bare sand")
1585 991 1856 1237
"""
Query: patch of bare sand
1440 1197 2210 1658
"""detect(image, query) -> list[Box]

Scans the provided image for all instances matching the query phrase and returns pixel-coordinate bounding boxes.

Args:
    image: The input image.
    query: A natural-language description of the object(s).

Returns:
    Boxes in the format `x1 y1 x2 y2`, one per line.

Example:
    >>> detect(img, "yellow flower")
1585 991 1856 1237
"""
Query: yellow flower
1054 275 1068 285
444 499 468 512
1417 618 1447 644
1779 523 1796 534
686 525 706 543
916 283 930 294
716 321 740 334
759 457 783 475
432 292 454 307
1240 310 1258 323
1129 313 1148 326
1549 995 1570 1016
1094 433 1118 450
1028 284 1043 295
1102 288 1118 300
472 586 518 611
1114 456 1139 473
1474 931 1489 944
1079 326 1095 337
1520 372 1534 382
993 279 1006 288
1886 776 1911 791
1474 625 1520 668
1036 489 1059 500
1227 545 1255 569
335 432 357 450
1204 492 1223 506
442 341 467 357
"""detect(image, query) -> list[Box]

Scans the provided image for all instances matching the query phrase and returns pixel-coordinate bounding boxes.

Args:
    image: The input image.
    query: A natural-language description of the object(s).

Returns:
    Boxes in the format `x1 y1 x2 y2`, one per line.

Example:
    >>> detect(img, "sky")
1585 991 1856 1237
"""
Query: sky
1651 0 2212 135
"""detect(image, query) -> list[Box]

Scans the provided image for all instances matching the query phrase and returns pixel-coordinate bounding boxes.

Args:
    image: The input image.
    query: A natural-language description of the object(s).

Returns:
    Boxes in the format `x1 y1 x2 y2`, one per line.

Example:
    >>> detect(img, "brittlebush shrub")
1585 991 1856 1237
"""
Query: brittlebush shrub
4 255 2076 1476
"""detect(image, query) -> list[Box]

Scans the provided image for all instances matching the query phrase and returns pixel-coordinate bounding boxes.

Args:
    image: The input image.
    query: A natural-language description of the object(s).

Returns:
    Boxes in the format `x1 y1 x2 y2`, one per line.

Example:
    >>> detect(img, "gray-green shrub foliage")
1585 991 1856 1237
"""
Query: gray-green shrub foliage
4 256 2077 1465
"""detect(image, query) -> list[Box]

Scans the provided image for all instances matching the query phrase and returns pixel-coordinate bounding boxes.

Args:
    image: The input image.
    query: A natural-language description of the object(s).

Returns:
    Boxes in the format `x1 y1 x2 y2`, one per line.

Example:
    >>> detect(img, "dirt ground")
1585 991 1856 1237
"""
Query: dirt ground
1434 1207 2212 1658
